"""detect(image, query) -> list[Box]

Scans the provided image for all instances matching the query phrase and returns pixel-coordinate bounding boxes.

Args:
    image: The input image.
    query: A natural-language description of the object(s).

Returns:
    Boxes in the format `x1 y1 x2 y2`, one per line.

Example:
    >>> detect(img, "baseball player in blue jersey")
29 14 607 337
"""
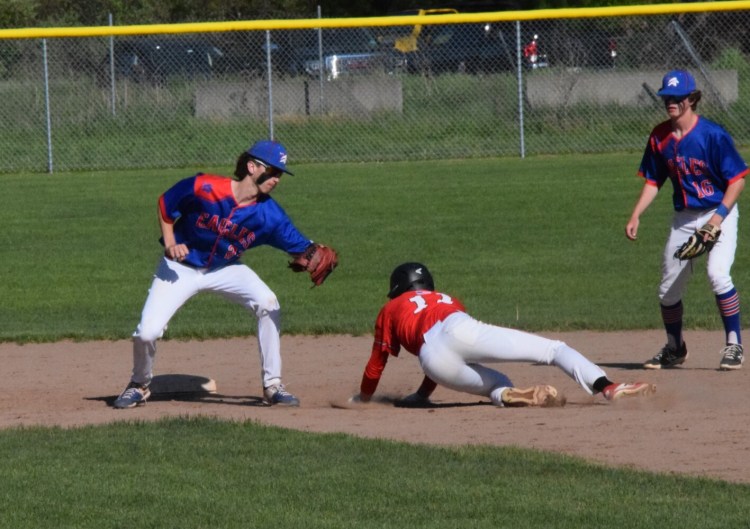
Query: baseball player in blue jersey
625 70 748 370
113 140 338 409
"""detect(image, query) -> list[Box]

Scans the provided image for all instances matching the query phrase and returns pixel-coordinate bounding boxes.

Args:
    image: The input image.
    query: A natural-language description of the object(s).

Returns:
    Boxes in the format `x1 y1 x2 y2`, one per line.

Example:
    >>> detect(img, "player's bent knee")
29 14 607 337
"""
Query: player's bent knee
659 292 682 307
541 340 569 365
133 323 166 343
709 276 734 295
253 296 281 318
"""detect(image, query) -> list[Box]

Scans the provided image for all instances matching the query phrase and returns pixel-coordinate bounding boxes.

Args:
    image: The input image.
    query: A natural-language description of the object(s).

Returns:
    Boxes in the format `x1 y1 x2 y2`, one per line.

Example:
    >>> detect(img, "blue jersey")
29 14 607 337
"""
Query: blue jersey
638 116 748 211
158 174 312 269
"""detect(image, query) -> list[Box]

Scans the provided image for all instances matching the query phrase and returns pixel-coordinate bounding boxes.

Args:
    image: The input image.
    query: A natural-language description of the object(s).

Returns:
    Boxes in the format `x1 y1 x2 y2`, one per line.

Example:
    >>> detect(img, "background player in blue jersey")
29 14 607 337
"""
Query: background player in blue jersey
113 140 337 409
625 70 748 370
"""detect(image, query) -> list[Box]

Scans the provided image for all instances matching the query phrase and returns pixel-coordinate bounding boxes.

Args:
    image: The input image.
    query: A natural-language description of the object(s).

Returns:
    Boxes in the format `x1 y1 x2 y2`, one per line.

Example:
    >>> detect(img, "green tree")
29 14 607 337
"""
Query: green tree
0 0 40 28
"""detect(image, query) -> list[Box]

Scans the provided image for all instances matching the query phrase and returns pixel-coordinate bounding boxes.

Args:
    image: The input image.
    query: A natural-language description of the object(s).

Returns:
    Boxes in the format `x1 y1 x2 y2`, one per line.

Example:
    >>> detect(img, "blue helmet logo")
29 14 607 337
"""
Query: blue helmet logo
246 140 294 175
656 70 696 98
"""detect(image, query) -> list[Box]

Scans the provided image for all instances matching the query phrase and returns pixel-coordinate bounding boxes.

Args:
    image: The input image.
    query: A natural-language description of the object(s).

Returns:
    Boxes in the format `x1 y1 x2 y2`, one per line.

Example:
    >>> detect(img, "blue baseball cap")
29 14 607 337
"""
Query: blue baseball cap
246 140 294 175
657 70 697 98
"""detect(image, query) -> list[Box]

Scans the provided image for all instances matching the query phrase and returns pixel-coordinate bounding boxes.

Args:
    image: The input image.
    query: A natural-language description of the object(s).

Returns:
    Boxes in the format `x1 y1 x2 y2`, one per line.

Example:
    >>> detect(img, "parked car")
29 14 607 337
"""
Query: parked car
389 22 517 74
99 37 224 85
278 27 387 80
208 32 289 79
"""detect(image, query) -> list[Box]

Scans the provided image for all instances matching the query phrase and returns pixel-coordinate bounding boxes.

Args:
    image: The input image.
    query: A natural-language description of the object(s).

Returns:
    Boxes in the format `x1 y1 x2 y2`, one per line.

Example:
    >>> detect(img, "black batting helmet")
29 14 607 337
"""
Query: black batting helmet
388 262 435 299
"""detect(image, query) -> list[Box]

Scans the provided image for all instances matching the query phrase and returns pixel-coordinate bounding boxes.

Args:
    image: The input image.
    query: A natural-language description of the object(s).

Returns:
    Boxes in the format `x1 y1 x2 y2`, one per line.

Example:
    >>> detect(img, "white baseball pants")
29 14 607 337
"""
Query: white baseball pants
130 257 283 388
418 312 607 405
659 206 738 305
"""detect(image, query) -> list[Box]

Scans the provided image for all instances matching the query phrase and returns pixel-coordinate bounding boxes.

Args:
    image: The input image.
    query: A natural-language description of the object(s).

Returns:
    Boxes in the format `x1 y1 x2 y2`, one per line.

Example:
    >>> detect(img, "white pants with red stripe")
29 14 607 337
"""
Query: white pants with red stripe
418 312 606 405
129 257 283 389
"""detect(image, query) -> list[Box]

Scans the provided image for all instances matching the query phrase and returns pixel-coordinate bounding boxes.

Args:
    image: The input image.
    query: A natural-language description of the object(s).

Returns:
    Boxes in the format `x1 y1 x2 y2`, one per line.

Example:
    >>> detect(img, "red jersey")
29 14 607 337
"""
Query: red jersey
523 39 538 58
360 290 465 396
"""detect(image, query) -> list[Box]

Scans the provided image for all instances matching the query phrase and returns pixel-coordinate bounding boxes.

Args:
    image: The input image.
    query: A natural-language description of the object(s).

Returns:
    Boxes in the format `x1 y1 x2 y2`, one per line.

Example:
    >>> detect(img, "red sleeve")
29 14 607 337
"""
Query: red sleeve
158 195 174 224
360 306 399 397
728 169 749 185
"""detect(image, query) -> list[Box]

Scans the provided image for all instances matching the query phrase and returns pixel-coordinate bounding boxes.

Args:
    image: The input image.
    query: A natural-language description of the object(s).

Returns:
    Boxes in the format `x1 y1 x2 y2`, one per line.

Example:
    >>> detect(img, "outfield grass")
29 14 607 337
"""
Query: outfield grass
3 152 749 342
0 417 747 529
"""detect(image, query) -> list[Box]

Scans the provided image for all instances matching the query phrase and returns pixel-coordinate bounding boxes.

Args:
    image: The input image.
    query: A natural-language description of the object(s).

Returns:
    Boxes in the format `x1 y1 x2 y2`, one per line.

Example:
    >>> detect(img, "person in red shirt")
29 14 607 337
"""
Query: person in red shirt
523 35 538 61
354 262 655 408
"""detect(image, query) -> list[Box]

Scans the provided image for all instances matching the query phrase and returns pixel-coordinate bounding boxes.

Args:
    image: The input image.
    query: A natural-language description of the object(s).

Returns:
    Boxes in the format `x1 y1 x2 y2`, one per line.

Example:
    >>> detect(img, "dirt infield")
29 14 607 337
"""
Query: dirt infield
1 329 748 484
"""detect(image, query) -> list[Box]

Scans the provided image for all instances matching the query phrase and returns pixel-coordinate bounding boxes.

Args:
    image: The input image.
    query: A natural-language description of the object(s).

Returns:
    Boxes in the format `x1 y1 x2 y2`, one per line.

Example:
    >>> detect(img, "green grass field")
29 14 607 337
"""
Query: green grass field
2 153 750 527
1 417 748 529
3 152 748 342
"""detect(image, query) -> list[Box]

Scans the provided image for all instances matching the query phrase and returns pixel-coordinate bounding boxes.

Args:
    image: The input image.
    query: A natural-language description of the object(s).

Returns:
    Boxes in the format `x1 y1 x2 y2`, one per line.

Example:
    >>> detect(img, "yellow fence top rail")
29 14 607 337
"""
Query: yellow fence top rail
1 1 750 39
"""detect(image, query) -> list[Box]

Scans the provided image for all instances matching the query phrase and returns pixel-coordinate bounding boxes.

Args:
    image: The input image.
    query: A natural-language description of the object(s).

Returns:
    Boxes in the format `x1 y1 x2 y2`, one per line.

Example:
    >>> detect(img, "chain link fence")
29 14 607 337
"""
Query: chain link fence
2 7 750 172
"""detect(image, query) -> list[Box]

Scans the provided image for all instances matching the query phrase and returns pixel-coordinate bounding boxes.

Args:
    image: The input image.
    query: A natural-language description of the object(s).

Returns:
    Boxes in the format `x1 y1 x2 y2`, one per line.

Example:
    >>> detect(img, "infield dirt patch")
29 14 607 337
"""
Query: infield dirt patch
1 329 747 483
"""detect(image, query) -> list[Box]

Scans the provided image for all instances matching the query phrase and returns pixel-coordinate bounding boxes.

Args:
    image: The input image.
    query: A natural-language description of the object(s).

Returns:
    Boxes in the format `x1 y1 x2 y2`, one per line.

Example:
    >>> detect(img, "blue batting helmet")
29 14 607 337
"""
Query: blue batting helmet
246 140 294 175
657 70 697 98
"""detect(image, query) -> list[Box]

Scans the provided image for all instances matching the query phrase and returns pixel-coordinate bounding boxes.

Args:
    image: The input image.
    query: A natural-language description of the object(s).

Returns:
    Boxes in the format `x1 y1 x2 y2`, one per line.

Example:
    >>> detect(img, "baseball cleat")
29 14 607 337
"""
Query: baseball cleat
113 382 151 409
643 342 688 369
719 343 744 370
263 384 300 407
602 382 655 401
501 385 565 407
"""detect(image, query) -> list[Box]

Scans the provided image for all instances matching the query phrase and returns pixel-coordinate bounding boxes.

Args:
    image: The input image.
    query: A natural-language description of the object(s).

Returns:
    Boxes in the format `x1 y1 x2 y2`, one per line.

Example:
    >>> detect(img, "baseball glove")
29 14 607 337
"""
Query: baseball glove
289 243 338 286
674 223 721 261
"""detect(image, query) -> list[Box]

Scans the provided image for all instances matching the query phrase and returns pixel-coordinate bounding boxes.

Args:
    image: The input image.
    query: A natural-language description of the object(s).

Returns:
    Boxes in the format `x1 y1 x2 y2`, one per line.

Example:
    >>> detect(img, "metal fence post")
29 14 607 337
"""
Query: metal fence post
317 5 324 112
265 30 274 140
516 21 525 159
42 38 54 173
108 13 116 117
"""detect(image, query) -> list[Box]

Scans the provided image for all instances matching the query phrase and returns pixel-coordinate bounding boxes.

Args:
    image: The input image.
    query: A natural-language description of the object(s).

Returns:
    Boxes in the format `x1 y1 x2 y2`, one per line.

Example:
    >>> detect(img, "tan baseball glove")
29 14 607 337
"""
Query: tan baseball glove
674 223 721 261
289 243 338 286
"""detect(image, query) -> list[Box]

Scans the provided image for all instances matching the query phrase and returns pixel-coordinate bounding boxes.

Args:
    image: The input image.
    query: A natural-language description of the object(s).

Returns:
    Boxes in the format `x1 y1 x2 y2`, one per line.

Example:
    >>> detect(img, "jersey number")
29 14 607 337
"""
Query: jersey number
408 293 453 314
691 179 715 199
